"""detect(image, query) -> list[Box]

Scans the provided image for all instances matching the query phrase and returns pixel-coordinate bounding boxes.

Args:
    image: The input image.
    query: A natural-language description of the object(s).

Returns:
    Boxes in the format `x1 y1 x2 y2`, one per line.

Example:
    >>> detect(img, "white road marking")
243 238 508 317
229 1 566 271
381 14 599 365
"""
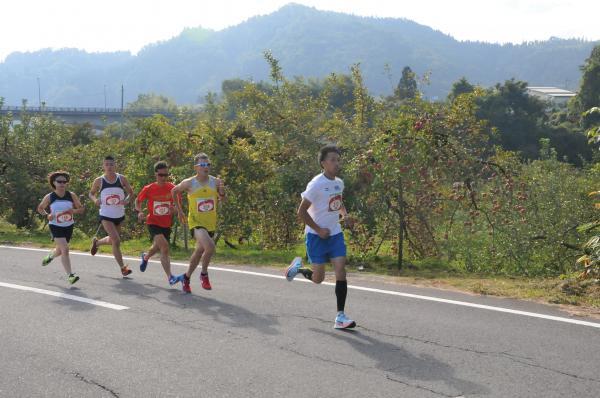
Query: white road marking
0 281 128 310
1 245 599 328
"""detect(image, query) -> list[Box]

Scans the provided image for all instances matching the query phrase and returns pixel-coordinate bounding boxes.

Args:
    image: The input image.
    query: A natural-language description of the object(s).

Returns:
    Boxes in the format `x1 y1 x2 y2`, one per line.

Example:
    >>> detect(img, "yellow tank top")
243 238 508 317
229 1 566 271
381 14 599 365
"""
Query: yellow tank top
187 176 218 231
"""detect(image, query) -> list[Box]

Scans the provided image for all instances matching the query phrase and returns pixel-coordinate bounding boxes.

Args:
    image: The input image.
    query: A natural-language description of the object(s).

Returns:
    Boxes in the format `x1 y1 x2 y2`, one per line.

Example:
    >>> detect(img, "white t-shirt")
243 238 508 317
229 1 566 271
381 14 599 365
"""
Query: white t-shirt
301 173 344 236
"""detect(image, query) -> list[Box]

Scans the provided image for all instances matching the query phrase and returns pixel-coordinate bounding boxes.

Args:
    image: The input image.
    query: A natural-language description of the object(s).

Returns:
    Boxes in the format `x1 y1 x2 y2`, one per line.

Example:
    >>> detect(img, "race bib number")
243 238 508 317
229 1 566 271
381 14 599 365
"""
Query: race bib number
153 201 171 216
196 198 215 213
56 211 73 224
328 194 342 212
105 194 121 206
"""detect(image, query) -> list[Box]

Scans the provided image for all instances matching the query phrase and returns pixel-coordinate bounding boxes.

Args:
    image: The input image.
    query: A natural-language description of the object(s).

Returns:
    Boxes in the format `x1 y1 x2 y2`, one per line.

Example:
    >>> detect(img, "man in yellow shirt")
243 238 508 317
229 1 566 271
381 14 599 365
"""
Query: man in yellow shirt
172 153 225 293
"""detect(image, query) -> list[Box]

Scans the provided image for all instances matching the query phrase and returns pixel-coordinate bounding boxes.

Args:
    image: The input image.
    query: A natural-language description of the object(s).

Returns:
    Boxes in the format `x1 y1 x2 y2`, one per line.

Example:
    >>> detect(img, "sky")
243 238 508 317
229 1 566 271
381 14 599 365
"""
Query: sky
1 0 599 61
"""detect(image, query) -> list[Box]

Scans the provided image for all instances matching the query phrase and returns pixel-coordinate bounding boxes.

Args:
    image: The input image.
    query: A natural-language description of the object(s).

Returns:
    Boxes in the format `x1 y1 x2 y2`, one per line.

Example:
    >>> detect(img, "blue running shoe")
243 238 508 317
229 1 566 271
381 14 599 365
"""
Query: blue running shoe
139 252 149 272
168 274 184 286
285 257 302 281
334 312 356 329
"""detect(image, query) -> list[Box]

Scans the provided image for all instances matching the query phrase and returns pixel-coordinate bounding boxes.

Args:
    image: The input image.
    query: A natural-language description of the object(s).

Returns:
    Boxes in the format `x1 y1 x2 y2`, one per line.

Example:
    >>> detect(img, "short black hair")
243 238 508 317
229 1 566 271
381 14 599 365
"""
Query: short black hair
47 171 70 189
319 145 341 163
154 161 168 172
104 155 115 162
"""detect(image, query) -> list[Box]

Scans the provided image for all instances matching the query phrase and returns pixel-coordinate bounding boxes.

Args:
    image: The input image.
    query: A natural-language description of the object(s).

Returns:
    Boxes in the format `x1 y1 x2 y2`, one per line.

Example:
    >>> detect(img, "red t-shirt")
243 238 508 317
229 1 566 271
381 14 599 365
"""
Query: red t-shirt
137 182 175 228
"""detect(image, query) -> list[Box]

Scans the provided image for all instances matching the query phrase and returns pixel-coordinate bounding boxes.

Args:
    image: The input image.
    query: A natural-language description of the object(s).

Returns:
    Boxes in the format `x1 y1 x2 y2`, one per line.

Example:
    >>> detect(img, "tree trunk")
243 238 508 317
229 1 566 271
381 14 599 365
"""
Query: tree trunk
398 175 405 270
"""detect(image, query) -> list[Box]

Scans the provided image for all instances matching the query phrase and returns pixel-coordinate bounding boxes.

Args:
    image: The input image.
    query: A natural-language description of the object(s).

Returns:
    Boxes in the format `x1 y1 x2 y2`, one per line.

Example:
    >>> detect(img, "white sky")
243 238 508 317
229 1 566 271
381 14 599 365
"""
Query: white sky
1 0 599 61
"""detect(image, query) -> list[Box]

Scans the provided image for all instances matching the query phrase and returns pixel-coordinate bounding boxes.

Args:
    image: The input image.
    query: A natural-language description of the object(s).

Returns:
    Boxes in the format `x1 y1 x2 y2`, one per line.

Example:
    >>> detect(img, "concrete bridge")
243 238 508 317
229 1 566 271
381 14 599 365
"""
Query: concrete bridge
0 105 179 130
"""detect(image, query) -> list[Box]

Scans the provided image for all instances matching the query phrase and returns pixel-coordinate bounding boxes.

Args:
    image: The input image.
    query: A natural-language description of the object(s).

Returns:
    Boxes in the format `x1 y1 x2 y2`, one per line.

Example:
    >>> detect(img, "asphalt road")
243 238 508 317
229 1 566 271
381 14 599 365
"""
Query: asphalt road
1 245 599 398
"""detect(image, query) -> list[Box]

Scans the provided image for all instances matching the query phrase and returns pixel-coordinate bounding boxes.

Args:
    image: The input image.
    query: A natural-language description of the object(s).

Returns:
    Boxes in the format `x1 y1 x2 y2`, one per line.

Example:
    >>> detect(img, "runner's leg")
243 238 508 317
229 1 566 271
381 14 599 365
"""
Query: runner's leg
154 234 172 278
55 238 71 275
101 220 125 268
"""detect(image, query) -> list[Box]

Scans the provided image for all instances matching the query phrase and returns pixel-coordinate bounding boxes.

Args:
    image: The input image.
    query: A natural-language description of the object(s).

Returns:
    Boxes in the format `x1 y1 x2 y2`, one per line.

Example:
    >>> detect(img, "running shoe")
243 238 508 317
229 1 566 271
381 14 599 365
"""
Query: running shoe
90 237 98 256
121 265 133 277
139 252 149 272
168 274 183 286
334 312 356 330
42 253 54 266
200 273 212 290
67 273 80 285
285 257 302 281
182 274 191 293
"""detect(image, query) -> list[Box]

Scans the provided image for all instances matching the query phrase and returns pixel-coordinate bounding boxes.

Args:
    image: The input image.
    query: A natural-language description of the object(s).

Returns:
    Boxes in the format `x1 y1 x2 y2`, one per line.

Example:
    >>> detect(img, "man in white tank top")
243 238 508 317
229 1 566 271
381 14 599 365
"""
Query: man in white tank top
88 155 135 277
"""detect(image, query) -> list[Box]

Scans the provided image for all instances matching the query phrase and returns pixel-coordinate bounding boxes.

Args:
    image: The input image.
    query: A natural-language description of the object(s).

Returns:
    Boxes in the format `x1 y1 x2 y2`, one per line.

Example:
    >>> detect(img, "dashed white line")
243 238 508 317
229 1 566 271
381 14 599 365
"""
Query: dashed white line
0 281 128 310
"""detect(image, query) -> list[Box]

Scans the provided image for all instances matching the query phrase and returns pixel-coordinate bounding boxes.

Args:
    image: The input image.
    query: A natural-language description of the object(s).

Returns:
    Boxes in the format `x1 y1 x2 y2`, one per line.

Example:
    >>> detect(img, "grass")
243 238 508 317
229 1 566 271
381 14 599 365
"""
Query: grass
1 220 599 312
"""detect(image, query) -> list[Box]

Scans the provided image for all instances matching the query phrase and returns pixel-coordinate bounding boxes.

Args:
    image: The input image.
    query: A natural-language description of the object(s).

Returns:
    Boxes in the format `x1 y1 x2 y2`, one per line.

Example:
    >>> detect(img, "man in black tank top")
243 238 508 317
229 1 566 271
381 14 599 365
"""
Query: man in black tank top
88 155 135 277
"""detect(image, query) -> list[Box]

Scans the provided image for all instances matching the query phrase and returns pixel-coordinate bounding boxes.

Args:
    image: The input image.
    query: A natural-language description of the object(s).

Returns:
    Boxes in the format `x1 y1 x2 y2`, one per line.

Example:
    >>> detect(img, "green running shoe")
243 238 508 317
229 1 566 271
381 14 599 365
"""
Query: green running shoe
42 253 54 266
68 274 80 285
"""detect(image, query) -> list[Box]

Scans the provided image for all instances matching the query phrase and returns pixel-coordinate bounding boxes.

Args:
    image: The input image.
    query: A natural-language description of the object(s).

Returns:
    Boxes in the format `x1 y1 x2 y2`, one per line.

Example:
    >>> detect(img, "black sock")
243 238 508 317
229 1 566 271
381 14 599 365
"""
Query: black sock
299 268 313 280
201 272 208 276
335 280 347 312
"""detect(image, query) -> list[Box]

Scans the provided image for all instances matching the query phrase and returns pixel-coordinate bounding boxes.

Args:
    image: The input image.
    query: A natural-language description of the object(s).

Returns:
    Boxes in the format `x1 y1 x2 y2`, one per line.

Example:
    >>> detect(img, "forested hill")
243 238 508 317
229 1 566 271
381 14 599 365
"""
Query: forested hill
0 3 596 106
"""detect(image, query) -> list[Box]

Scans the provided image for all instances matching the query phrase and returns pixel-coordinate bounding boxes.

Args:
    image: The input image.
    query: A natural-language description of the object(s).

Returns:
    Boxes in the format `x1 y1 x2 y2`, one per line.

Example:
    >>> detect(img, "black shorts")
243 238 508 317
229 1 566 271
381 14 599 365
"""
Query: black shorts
49 224 74 243
99 215 125 226
190 226 215 239
148 225 171 242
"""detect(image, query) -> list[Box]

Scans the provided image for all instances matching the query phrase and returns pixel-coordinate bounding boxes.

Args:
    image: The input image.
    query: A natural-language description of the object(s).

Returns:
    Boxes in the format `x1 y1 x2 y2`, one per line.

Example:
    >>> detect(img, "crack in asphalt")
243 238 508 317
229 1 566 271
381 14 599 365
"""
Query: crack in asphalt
70 371 119 397
385 375 463 398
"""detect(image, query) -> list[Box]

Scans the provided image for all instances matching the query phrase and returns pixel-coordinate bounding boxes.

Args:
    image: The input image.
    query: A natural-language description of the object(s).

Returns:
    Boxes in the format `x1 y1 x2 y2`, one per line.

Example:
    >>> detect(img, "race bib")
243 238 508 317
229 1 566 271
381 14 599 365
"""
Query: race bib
105 194 121 206
328 194 342 212
153 201 171 216
56 211 73 224
196 198 215 213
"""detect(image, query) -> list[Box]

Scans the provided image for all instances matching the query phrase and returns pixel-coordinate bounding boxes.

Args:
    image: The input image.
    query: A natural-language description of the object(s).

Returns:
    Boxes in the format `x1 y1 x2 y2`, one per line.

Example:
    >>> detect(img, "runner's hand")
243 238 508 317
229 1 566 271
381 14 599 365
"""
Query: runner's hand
94 199 101 206
342 215 355 229
47 213 54 221
317 227 331 239
137 212 145 222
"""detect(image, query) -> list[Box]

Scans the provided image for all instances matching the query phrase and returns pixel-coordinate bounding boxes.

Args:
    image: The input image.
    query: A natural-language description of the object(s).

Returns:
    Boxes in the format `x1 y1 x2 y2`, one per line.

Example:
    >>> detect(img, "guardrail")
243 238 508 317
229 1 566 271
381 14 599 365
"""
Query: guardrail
0 105 178 116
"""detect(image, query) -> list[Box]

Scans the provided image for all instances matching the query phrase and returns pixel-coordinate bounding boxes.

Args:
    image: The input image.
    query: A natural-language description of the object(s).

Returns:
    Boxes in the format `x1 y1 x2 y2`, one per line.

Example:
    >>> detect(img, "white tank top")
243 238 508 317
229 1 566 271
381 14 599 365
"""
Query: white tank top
99 174 126 218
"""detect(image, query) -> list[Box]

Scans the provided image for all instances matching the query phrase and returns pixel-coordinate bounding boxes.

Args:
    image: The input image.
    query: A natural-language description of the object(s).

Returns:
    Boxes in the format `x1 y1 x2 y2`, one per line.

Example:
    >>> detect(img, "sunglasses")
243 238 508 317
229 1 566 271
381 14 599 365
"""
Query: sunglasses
195 162 211 167
55 180 68 184
157 173 170 177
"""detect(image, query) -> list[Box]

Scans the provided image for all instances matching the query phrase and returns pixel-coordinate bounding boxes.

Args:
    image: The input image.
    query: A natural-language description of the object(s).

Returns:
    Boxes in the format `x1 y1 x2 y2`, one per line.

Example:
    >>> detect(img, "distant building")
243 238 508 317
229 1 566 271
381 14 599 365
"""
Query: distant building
526 86 576 106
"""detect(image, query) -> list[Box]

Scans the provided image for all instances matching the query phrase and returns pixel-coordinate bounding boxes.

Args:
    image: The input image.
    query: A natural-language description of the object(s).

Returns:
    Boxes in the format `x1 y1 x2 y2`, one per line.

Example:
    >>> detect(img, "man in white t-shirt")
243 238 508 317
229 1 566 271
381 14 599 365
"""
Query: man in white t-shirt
285 145 356 329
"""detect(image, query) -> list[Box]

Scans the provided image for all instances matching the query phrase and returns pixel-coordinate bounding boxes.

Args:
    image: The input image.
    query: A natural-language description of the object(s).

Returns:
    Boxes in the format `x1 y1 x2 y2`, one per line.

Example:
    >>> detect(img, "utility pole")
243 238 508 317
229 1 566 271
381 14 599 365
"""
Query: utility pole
37 77 41 109
120 84 124 138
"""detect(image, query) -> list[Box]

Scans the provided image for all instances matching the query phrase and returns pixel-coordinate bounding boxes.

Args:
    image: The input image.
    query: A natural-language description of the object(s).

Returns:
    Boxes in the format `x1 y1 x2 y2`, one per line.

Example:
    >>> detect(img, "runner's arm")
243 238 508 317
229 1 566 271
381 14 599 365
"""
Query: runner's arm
339 204 355 228
37 194 53 220
120 175 135 205
216 177 226 202
171 180 189 223
134 187 148 222
88 178 101 206
70 192 85 215
297 198 329 238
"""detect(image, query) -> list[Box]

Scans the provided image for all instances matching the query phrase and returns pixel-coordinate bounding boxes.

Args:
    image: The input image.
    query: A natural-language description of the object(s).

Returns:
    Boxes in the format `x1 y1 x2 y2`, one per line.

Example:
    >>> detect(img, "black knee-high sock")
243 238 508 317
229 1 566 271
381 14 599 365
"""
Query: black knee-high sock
335 280 347 312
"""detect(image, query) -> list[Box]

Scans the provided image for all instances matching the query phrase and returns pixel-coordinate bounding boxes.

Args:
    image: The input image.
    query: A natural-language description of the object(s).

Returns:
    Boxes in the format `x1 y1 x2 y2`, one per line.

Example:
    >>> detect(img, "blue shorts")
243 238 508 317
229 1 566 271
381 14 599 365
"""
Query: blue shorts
305 232 346 264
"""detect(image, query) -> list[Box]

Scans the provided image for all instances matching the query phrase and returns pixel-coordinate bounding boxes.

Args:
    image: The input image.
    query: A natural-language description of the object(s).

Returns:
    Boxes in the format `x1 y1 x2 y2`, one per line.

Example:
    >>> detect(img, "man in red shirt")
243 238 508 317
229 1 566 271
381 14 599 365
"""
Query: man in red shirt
135 161 182 285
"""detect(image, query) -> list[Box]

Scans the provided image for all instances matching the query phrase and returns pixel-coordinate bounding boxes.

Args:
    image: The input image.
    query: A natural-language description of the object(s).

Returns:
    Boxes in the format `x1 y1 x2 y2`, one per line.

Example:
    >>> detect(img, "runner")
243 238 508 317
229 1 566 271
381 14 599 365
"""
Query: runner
37 171 84 284
285 145 357 329
171 153 225 294
88 155 134 277
135 161 183 286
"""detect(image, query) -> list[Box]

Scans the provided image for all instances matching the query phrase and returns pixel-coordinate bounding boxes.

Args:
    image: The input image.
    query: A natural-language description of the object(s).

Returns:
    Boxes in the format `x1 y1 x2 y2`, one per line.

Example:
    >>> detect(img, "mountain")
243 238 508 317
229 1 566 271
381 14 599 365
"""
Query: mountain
0 3 596 106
